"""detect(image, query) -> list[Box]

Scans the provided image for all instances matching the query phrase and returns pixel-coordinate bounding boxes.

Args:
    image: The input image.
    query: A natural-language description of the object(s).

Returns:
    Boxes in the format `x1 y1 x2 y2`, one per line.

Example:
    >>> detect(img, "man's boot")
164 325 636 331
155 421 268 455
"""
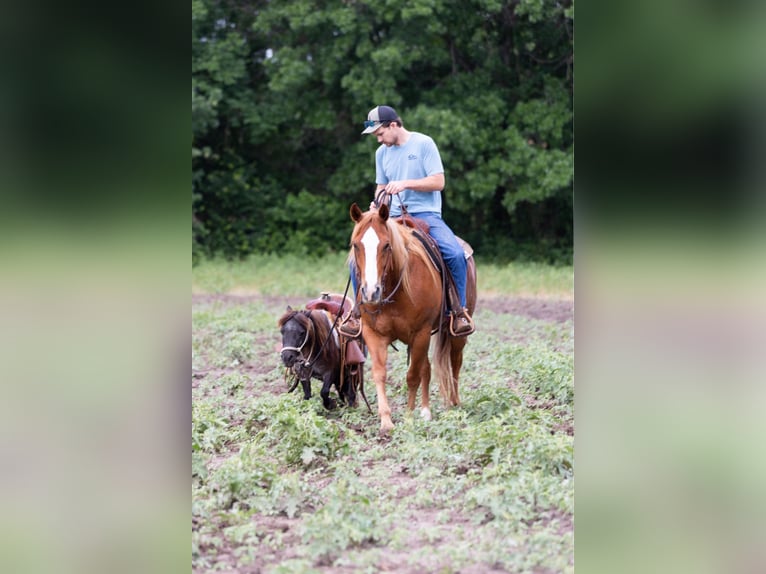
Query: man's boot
450 307 475 337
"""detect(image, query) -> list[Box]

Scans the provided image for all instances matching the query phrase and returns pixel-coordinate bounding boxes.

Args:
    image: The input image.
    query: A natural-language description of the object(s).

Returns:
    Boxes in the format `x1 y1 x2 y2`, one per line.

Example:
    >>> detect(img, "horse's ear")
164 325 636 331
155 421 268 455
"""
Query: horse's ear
350 203 363 222
378 203 389 221
286 305 293 312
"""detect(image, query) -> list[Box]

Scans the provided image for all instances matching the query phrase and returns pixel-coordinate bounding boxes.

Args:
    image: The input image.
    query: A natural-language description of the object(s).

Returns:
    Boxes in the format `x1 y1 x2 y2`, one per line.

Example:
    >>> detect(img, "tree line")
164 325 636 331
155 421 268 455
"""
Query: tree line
192 0 573 264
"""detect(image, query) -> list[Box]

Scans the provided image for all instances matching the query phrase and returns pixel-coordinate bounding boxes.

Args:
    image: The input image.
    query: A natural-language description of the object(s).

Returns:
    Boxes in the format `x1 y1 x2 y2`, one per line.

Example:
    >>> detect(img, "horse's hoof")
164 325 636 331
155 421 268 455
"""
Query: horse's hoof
420 407 432 421
379 420 394 435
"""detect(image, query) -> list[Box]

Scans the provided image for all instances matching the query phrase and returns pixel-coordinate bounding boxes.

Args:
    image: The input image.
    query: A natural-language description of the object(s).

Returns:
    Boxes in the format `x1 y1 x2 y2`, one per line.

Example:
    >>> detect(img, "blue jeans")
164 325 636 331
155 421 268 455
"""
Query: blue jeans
349 212 467 308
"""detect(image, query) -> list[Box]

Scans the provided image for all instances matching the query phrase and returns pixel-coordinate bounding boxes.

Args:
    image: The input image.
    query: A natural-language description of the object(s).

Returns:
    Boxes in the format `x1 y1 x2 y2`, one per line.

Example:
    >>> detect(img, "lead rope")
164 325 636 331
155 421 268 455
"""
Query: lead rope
304 275 353 372
334 276 373 414
304 276 372 413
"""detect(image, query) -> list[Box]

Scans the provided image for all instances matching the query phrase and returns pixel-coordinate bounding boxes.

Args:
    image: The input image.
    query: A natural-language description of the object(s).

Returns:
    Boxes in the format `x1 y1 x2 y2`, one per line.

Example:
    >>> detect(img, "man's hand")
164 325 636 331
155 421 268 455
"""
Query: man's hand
384 181 406 195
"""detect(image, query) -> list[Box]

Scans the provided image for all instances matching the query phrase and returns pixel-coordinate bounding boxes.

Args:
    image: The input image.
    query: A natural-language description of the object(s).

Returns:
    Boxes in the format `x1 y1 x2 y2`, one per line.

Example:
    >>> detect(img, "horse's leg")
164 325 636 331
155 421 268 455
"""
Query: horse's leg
448 256 475 406
407 329 432 421
367 337 393 434
449 337 467 407
301 378 312 400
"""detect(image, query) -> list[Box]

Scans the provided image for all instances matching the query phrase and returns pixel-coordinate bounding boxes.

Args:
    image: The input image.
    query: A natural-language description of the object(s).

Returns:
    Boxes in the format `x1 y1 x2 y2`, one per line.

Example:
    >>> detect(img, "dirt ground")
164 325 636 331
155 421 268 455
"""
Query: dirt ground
193 293 573 324
478 295 573 324
192 293 573 390
193 294 574 573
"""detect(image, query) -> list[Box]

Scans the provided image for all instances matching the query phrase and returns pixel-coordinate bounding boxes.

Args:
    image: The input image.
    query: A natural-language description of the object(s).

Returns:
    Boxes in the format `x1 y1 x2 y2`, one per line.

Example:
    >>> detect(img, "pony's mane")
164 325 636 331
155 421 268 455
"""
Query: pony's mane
277 309 340 365
348 210 440 302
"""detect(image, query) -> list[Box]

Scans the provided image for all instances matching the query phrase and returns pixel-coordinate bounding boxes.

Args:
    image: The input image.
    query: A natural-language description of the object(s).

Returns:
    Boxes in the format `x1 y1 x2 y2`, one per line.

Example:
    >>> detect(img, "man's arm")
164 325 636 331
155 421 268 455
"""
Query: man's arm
384 173 445 195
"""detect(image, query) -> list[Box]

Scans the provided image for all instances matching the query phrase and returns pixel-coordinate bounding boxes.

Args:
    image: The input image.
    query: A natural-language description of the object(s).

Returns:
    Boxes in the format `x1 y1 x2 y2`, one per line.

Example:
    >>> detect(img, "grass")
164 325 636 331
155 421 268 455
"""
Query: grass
477 260 573 299
193 253 353 297
193 253 574 299
192 255 574 573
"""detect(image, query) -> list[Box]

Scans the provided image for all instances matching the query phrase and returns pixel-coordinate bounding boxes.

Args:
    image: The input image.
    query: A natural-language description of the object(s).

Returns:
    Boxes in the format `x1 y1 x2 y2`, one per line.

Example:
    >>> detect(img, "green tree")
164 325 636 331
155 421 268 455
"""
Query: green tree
192 0 573 263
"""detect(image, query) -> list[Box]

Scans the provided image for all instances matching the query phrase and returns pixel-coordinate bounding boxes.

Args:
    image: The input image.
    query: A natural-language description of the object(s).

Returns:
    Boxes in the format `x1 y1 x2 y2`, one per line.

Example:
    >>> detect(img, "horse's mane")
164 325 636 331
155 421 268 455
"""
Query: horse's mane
348 210 440 303
277 309 340 367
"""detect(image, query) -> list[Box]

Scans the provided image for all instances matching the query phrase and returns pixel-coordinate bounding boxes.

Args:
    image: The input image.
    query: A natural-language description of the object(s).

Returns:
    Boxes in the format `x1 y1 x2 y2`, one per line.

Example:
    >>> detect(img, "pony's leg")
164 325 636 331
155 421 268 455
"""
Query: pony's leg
320 371 338 410
339 367 358 407
407 330 432 420
368 339 393 433
448 337 467 406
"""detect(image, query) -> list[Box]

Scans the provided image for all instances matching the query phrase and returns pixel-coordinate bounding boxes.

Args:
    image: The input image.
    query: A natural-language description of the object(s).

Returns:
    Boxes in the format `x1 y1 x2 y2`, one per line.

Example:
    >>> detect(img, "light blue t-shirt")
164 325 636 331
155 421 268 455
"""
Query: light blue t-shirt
375 132 444 217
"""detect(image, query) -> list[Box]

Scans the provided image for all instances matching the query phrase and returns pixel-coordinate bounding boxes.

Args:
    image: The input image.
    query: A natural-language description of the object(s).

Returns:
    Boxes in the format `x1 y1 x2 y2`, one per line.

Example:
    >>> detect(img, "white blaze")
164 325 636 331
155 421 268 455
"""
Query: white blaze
361 227 380 291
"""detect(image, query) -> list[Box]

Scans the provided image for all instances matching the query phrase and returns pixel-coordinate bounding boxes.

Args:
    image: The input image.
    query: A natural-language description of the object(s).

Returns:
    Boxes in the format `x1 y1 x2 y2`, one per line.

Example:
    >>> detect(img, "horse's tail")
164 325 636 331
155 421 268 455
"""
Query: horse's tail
432 326 457 407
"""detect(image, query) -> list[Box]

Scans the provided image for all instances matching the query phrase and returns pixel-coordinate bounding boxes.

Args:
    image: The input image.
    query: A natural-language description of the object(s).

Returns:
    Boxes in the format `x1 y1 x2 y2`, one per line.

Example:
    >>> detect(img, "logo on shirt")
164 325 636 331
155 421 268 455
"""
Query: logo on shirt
408 154 418 160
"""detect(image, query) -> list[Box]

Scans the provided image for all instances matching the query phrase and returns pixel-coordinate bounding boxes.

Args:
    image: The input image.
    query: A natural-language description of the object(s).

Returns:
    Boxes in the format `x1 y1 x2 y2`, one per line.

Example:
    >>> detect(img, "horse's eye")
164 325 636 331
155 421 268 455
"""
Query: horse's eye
383 243 391 252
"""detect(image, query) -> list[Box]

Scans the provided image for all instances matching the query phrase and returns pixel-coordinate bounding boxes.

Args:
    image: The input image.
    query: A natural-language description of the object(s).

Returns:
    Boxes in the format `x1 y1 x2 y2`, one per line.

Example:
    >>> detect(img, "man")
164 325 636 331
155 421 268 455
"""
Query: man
340 105 475 337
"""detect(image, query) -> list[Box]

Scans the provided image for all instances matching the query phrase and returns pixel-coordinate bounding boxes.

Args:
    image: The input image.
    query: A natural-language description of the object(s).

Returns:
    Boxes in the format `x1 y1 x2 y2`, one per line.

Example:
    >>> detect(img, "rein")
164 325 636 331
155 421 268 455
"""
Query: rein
374 187 413 225
361 189 408 307
378 264 406 305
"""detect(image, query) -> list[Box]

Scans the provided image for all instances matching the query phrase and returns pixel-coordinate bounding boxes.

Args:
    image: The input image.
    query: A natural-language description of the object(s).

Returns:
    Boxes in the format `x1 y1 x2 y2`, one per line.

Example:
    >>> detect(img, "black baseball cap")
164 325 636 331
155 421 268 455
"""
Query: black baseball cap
361 105 399 134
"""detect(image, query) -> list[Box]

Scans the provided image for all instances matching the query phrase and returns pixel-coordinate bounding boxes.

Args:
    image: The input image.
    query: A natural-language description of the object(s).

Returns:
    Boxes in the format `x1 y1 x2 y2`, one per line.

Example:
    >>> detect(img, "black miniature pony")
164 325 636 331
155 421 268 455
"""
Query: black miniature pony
278 306 358 410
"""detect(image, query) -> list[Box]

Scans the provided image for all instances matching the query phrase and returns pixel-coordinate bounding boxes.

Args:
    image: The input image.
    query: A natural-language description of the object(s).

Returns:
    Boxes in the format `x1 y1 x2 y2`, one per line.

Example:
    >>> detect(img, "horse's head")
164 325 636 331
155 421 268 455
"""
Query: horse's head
349 203 404 304
277 308 310 368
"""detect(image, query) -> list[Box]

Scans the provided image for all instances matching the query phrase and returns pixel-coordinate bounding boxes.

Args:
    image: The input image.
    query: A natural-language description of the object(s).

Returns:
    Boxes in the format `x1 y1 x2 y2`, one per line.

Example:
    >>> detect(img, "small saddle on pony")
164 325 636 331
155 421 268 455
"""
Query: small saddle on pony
305 293 366 365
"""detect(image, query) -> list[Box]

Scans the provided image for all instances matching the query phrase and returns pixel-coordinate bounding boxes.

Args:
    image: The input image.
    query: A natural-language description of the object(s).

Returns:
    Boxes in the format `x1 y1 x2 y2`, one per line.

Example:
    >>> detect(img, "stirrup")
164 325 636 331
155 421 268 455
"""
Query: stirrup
449 309 475 337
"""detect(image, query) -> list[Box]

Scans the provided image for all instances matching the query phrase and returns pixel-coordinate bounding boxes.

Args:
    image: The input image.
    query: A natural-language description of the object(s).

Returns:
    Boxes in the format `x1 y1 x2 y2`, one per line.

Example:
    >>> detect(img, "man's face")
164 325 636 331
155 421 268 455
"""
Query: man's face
375 124 397 146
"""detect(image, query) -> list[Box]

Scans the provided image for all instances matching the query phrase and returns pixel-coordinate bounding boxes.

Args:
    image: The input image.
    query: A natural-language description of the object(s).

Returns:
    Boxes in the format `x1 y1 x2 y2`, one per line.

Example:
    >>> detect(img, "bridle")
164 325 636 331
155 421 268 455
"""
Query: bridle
377 251 406 306
354 191 408 308
279 273 354 390
278 293 372 413
280 325 311 357
366 188 445 335
280 315 316 383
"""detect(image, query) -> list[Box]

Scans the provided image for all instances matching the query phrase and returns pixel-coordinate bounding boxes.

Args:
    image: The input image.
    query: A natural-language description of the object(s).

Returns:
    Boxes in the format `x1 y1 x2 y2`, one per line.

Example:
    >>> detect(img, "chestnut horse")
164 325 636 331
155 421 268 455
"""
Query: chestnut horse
348 202 477 434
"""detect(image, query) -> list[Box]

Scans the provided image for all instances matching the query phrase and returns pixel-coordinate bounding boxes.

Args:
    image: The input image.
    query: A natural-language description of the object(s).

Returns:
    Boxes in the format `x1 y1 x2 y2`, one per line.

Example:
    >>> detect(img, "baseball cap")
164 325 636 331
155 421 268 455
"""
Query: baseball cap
361 105 399 134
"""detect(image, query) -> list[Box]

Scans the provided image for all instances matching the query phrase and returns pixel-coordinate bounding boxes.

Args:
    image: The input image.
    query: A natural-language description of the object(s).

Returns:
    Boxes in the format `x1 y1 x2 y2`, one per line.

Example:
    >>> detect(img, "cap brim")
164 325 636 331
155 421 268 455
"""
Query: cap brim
361 122 383 135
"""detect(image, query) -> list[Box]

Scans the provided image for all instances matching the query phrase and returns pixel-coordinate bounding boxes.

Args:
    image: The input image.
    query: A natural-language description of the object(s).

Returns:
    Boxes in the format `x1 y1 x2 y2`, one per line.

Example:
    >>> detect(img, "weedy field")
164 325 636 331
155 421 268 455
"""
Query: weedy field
192 254 574 573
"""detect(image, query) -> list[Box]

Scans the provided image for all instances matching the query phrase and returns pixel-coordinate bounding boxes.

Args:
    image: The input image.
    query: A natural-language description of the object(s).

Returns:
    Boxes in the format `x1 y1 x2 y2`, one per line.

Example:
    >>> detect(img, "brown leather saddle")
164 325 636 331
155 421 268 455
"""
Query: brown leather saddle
394 214 472 316
305 293 366 365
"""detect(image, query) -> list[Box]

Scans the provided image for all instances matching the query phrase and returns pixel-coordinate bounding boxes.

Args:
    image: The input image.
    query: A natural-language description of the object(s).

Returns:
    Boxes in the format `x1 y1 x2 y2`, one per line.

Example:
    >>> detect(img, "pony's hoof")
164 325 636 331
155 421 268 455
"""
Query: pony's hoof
420 407 432 421
379 420 394 435
323 398 337 410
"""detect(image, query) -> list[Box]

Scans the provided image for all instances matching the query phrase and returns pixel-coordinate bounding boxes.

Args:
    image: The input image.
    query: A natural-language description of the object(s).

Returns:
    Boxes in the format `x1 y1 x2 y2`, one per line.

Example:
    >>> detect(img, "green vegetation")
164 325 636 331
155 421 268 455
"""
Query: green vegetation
192 0 573 263
192 253 574 299
192 253 353 297
192 258 574 572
